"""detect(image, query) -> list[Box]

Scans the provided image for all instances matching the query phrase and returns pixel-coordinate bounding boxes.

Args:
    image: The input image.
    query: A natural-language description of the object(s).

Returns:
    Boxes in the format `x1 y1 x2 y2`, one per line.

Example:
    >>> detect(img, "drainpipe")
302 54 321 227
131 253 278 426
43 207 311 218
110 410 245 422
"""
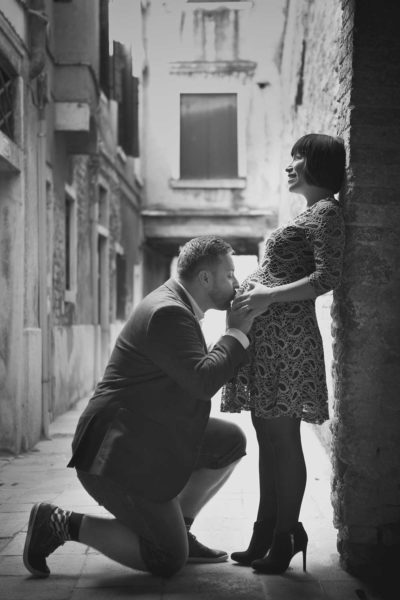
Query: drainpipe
28 0 50 438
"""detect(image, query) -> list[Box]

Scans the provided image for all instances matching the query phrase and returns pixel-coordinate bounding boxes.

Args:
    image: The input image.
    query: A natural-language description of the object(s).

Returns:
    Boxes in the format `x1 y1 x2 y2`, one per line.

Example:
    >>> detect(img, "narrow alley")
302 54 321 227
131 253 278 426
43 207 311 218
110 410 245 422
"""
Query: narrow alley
1 1 400 598
0 396 383 600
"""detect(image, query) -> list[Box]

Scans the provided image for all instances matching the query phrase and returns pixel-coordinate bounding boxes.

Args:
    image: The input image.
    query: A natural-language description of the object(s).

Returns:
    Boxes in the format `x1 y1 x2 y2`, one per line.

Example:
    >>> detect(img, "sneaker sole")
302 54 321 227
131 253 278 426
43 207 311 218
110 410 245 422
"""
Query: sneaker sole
23 503 50 578
187 553 229 564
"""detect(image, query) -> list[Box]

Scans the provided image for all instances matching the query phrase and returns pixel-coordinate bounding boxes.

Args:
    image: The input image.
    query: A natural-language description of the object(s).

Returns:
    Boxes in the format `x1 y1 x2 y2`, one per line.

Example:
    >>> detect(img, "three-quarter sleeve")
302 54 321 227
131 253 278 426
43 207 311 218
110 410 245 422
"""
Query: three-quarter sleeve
306 201 345 295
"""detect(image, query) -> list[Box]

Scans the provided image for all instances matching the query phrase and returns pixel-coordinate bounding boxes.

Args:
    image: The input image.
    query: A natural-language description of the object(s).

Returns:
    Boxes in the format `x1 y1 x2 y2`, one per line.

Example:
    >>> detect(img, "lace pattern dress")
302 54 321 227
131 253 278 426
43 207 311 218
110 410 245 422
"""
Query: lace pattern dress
221 198 345 424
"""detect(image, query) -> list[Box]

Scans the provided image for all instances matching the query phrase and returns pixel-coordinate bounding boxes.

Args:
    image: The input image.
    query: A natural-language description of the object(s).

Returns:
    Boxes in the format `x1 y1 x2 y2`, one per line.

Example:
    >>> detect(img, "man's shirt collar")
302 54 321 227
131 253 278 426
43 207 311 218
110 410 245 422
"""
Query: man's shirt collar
175 279 204 321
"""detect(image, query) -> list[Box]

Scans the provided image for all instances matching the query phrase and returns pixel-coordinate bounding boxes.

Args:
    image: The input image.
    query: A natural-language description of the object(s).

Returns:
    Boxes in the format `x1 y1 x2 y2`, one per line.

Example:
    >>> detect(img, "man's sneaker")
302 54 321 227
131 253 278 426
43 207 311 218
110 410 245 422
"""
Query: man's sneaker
187 531 228 563
23 503 67 577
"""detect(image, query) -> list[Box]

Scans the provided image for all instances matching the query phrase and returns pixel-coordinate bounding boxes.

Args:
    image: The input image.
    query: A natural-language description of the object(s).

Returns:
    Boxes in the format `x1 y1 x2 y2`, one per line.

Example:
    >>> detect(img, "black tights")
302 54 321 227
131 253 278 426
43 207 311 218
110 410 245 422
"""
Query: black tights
251 412 307 533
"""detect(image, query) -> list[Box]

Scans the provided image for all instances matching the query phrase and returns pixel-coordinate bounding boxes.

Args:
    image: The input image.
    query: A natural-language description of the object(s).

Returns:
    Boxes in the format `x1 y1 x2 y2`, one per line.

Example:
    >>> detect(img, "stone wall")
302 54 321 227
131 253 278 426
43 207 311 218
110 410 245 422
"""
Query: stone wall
50 150 142 418
0 1 144 454
52 324 97 416
0 4 42 453
281 0 400 577
279 0 344 449
331 0 400 578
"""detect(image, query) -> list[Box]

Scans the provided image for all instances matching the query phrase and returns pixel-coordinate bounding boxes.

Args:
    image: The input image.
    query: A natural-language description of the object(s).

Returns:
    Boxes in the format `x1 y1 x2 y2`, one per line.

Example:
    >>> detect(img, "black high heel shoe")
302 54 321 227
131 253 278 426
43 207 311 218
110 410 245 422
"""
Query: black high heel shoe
251 522 308 574
231 518 275 566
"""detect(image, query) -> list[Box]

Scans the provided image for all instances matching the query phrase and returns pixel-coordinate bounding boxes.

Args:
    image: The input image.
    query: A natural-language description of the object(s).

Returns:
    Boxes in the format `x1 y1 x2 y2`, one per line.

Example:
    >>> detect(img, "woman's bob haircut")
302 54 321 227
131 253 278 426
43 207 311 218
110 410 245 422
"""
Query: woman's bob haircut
291 133 346 194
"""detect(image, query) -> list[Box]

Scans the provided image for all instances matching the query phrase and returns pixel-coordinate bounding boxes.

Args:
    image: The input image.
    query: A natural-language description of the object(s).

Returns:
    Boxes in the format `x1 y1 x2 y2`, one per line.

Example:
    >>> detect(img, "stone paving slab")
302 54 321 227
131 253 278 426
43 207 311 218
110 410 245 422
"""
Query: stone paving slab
164 562 267 599
260 576 328 600
71 590 161 600
0 398 386 600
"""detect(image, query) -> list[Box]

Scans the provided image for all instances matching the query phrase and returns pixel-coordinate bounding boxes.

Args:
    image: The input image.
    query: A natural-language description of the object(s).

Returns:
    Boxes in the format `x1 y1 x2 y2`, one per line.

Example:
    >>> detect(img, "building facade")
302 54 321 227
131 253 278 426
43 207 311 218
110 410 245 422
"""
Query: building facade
1 0 399 580
140 0 287 291
0 0 143 453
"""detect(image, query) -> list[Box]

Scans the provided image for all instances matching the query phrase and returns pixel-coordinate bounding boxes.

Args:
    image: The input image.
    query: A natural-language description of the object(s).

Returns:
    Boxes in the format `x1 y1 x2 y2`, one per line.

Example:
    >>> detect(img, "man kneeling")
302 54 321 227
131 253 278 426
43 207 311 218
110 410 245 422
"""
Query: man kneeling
23 236 253 578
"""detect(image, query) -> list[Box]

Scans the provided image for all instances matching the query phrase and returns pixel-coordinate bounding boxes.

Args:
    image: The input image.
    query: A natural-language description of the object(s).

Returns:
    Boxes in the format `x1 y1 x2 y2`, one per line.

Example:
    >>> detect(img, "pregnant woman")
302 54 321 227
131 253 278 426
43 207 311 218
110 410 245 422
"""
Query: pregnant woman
222 133 346 574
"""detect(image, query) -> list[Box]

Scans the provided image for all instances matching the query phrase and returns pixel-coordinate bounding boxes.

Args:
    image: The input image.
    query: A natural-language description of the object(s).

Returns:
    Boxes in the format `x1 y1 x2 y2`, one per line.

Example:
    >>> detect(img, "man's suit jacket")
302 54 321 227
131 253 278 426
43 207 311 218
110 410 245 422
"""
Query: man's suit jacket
67 278 248 502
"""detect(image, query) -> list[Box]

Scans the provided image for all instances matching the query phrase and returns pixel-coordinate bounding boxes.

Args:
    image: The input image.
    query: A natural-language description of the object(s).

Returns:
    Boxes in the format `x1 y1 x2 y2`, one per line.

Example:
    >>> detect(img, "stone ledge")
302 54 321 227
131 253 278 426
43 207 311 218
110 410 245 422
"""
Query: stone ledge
0 132 23 173
169 178 246 189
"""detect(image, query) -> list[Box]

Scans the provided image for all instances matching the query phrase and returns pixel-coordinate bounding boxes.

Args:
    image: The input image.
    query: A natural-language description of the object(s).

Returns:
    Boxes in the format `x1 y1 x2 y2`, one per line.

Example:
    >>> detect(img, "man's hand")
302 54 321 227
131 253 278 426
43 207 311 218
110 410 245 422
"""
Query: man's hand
231 281 274 319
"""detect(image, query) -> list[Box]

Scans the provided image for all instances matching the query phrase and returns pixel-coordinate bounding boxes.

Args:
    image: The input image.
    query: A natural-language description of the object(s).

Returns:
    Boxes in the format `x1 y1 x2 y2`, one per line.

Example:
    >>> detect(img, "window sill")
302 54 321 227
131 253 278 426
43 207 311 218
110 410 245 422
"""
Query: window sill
186 2 252 9
97 224 109 237
170 178 246 189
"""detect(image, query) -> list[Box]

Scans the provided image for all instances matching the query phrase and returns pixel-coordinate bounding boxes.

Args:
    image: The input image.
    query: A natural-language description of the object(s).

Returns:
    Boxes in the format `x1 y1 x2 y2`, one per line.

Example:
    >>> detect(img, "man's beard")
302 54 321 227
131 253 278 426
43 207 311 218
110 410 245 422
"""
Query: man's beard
209 289 234 311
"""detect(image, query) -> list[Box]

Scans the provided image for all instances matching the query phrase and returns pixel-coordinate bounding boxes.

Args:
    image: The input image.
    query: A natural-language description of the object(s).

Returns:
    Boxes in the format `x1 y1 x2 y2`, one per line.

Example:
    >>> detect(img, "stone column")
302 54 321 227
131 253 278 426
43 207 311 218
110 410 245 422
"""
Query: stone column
331 0 400 578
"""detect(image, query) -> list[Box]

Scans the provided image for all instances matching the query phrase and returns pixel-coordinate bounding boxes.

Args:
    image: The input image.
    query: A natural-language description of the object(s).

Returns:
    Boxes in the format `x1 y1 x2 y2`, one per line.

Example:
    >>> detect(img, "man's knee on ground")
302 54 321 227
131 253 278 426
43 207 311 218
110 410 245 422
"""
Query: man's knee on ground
139 536 187 578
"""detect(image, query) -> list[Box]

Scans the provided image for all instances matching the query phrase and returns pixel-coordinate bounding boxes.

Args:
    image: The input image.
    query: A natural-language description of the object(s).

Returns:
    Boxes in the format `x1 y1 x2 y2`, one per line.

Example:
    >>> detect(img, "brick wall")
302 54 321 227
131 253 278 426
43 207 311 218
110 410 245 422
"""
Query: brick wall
331 0 400 578
280 0 400 577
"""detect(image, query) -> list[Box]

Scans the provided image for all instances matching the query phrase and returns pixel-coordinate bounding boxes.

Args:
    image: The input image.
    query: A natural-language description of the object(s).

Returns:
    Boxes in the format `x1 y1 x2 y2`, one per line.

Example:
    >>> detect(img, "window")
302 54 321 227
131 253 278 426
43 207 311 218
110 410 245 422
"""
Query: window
97 234 108 325
180 93 237 179
115 251 127 321
96 183 110 326
111 42 140 157
98 184 109 228
0 61 16 141
99 0 110 96
64 185 77 302
65 198 71 290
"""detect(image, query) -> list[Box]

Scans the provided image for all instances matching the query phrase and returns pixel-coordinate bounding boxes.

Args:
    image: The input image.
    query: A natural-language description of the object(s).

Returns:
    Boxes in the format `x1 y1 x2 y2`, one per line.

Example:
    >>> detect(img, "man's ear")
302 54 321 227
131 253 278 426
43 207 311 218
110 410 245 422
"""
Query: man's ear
198 269 210 287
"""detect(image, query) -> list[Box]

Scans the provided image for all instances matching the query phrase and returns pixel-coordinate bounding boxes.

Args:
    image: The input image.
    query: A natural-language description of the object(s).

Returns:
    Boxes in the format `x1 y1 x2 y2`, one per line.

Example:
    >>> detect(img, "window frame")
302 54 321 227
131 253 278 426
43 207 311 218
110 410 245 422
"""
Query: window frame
171 82 247 187
114 243 126 321
64 184 78 304
180 92 238 180
96 180 110 327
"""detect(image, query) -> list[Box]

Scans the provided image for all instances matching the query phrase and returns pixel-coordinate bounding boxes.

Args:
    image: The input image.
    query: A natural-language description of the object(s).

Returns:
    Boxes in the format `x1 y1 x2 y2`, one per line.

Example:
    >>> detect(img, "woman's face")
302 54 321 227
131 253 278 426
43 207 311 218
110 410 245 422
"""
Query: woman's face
285 153 307 193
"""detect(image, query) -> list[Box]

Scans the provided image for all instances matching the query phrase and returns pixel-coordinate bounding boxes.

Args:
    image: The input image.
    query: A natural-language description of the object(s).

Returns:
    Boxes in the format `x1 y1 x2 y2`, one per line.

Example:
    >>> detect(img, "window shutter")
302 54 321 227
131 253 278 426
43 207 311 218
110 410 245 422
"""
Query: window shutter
180 93 237 178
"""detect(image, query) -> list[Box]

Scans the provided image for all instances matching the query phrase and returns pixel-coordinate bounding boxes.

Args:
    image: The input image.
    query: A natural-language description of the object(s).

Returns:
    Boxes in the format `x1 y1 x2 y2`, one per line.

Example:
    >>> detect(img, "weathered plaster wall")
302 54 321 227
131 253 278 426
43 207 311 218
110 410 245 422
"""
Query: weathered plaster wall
279 0 343 222
21 328 42 451
52 325 97 416
0 173 27 453
52 0 100 75
143 0 286 215
0 2 43 452
50 147 142 418
1 1 143 452
278 0 344 448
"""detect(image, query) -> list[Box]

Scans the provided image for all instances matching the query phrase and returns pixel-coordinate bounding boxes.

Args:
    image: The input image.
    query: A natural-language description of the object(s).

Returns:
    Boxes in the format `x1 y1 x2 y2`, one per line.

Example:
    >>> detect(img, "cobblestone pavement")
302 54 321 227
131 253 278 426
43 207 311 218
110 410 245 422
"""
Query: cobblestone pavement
0 398 384 600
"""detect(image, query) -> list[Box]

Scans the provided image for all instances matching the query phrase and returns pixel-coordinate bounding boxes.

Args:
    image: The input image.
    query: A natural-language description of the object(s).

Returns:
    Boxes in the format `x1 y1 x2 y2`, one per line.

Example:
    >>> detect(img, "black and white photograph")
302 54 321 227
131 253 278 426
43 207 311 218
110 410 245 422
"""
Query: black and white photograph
0 1 399 599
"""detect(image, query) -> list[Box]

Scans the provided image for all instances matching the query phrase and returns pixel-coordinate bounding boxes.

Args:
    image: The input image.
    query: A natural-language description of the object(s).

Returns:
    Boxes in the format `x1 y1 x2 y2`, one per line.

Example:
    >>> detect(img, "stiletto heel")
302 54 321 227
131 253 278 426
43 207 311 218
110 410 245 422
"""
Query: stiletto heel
251 522 308 574
302 544 307 571
231 518 275 565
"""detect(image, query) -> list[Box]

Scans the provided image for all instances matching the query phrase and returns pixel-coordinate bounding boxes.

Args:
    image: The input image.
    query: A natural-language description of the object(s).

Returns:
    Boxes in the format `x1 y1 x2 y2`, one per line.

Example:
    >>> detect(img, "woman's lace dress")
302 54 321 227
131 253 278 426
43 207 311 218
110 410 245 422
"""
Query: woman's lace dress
221 198 345 424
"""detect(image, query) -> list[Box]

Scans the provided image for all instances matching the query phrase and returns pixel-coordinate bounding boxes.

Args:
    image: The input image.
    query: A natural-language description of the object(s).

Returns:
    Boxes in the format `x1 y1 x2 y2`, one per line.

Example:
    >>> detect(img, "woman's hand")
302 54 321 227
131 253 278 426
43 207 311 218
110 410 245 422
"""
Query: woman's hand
226 304 254 335
231 281 274 318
